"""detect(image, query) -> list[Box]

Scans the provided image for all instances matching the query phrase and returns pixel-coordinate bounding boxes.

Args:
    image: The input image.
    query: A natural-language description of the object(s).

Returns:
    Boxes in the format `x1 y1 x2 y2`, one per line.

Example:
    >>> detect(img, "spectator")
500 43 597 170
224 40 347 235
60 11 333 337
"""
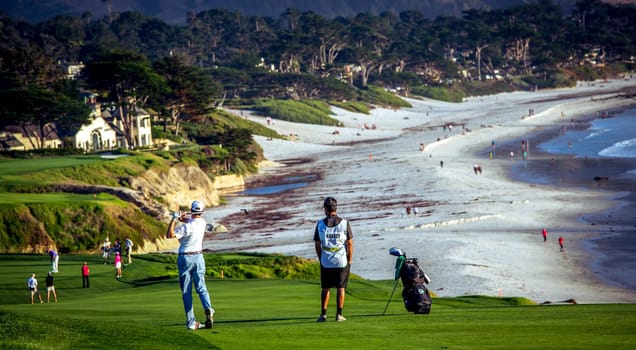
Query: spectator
114 252 122 278
27 274 43 304
46 271 58 302
81 262 90 288
124 236 134 265
102 237 112 264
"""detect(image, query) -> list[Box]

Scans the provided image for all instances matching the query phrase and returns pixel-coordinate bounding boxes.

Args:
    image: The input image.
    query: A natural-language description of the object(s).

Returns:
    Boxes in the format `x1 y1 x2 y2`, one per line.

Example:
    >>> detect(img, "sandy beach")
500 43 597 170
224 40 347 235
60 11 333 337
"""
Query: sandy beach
205 78 636 304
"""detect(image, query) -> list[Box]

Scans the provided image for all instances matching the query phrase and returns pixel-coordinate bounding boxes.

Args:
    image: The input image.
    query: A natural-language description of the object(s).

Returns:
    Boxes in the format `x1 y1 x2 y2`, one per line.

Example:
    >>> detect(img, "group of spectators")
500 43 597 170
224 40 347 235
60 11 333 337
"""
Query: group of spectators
27 236 135 304
101 236 134 266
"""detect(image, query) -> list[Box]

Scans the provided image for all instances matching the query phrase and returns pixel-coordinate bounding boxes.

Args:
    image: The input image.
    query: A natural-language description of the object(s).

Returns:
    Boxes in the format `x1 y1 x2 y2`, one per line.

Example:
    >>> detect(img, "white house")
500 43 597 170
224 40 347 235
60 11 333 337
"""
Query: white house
104 105 153 149
1 92 154 152
72 105 119 151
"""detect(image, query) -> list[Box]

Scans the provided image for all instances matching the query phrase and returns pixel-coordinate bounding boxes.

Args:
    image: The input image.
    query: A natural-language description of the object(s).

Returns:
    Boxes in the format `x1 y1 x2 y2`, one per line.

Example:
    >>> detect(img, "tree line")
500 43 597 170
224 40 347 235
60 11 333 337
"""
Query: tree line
0 0 635 149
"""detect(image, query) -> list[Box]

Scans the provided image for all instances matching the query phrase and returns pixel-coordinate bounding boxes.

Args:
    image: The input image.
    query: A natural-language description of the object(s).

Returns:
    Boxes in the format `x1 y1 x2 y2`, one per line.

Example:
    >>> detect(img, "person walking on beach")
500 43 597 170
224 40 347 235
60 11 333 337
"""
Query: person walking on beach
558 236 565 252
27 274 43 304
314 197 354 322
46 271 58 302
166 200 214 330
542 229 548 242
81 261 90 288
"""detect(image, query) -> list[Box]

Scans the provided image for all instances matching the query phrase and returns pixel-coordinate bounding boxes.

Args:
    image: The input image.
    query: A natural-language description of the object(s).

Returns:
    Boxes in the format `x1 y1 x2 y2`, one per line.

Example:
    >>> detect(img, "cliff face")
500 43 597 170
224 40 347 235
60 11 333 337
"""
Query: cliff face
127 164 245 253
0 162 245 254
129 163 218 214
129 163 245 218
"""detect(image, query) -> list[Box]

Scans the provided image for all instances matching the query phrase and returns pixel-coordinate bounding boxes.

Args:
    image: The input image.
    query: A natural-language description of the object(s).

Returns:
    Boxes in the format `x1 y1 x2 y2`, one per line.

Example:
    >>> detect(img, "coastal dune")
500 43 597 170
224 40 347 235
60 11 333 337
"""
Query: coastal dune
208 79 636 304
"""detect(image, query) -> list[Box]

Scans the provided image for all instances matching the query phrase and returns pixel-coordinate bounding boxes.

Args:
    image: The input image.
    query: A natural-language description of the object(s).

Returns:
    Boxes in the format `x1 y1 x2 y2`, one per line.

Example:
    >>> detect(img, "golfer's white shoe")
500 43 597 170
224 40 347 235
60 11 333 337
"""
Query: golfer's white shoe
335 314 347 322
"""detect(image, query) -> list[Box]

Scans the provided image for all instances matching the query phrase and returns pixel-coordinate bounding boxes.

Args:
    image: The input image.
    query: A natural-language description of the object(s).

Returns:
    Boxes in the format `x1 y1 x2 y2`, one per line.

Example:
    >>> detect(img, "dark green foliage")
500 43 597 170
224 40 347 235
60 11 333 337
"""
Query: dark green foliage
251 99 341 125
136 252 324 280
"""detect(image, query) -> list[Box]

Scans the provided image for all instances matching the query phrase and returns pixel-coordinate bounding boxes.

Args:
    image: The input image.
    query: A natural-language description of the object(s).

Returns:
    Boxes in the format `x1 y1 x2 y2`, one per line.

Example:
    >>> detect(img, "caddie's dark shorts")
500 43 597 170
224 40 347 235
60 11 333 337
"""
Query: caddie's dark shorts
320 264 351 289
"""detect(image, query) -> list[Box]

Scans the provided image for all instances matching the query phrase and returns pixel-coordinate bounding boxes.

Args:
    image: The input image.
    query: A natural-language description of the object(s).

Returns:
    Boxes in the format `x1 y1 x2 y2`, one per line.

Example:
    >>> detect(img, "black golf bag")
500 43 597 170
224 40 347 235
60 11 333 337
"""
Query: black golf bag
399 258 432 314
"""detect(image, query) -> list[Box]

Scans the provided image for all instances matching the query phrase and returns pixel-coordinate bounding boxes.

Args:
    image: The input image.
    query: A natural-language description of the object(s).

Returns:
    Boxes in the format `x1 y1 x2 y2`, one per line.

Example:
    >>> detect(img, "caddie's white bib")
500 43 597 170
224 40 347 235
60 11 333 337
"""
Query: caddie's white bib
317 219 348 268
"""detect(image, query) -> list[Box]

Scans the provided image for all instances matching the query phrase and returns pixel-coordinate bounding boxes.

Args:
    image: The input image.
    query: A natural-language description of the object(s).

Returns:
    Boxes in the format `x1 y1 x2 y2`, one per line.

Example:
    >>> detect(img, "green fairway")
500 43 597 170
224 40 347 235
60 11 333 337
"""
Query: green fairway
0 192 115 205
0 156 105 176
1 254 634 349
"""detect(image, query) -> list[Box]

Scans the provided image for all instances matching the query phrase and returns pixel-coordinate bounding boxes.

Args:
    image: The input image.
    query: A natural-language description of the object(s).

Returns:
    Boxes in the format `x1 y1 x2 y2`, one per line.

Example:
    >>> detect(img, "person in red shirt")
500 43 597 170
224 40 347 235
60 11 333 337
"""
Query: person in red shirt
558 236 564 252
542 229 547 242
81 262 90 288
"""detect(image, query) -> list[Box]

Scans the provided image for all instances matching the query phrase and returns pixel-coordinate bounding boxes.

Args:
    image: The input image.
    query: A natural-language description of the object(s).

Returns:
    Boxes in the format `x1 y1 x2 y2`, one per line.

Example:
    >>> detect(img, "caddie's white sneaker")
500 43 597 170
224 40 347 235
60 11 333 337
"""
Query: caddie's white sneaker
316 315 327 322
335 314 346 322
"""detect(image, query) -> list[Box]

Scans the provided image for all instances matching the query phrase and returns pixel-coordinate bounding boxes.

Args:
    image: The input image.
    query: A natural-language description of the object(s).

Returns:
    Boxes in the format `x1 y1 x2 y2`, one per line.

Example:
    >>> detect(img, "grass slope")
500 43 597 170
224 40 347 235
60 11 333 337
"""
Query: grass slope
1 254 634 350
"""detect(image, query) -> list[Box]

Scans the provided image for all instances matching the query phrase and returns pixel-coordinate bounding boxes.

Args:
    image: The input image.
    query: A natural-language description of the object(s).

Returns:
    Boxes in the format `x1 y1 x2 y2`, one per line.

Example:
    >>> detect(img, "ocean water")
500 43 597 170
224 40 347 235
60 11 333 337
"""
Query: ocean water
538 107 636 159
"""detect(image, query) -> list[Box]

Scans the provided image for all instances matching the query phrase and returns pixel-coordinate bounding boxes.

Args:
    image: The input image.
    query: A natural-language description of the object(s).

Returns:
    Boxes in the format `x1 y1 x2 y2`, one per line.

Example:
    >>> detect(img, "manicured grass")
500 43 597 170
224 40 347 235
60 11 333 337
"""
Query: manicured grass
0 156 105 176
1 254 635 349
0 192 113 205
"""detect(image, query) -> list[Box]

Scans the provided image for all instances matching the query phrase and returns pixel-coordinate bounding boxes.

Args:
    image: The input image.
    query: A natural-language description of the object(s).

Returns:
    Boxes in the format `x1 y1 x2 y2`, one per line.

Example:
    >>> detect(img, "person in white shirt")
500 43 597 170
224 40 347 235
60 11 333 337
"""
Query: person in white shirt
27 273 43 304
102 237 112 264
166 200 215 330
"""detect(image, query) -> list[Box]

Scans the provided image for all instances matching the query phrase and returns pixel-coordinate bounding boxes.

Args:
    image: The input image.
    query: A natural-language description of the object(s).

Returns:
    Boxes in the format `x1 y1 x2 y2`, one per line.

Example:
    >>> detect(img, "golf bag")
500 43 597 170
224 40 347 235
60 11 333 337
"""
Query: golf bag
399 258 432 314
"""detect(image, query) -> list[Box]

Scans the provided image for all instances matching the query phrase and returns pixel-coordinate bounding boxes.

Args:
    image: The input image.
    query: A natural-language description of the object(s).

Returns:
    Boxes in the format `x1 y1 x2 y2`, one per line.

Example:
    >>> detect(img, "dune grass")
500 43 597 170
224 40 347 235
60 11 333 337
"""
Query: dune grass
1 254 634 349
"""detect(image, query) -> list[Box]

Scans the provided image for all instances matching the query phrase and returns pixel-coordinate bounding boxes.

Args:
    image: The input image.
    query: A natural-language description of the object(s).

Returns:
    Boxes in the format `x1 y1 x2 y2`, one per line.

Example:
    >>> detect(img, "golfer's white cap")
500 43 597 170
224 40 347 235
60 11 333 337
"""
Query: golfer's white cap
191 200 204 213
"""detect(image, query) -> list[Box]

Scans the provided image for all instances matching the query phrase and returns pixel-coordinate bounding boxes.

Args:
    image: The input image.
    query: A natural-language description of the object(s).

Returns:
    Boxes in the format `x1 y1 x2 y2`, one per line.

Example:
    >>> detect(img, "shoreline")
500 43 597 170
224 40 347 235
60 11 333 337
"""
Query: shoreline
207 79 636 303
501 107 636 292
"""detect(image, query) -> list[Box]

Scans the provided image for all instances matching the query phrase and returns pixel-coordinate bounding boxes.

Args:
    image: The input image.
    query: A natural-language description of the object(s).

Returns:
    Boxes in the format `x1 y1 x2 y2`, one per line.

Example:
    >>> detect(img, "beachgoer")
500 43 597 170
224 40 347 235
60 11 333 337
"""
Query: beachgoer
124 236 134 265
81 261 90 288
48 248 59 273
27 273 43 304
558 236 564 252
45 271 57 303
440 160 444 168
102 237 111 264
166 200 214 330
114 252 122 278
542 229 547 242
473 164 479 175
314 197 353 322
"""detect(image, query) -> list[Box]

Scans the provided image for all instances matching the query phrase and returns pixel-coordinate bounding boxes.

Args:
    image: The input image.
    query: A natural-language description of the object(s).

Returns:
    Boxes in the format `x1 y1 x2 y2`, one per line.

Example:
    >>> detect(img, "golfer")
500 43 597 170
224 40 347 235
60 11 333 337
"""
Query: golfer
48 248 59 273
166 200 214 330
314 197 353 322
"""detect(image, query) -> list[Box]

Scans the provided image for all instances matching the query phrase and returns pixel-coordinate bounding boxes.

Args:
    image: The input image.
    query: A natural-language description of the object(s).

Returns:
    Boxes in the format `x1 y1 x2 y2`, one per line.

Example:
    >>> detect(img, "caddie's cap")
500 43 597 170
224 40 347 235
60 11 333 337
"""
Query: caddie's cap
191 200 204 213
323 197 337 212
